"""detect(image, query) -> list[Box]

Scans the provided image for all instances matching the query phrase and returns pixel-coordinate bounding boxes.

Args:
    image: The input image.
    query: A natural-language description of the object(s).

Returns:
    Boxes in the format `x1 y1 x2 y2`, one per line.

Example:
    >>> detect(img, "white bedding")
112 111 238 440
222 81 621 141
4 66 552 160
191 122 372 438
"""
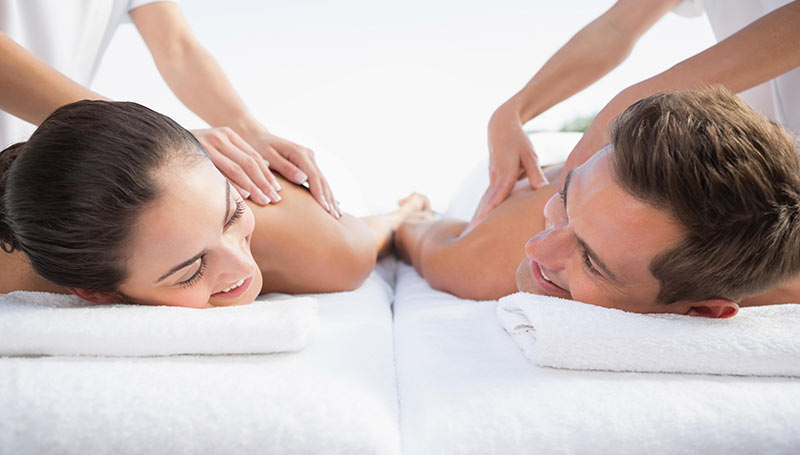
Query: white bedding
393 263 800 455
0 261 401 455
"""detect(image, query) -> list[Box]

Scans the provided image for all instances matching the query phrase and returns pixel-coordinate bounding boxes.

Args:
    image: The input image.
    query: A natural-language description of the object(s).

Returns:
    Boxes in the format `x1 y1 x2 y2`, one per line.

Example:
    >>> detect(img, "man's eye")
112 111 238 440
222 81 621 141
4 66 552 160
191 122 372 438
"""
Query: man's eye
582 250 599 275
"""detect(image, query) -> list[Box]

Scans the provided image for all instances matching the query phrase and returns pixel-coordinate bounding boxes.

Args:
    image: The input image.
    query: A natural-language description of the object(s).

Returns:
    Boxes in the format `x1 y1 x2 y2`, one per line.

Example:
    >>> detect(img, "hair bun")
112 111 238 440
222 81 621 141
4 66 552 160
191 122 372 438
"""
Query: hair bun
0 142 25 253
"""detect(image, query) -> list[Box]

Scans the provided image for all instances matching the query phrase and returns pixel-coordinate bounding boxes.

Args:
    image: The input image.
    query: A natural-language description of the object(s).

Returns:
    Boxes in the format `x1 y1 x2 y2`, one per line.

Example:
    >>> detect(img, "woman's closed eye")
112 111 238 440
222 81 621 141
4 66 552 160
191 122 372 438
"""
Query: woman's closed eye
179 255 207 288
179 198 246 288
225 198 246 230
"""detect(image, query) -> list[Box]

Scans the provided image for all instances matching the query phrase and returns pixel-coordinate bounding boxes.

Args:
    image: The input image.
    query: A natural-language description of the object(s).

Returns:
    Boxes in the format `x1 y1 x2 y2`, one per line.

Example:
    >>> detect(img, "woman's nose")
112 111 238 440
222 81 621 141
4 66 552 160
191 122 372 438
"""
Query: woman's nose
218 236 254 278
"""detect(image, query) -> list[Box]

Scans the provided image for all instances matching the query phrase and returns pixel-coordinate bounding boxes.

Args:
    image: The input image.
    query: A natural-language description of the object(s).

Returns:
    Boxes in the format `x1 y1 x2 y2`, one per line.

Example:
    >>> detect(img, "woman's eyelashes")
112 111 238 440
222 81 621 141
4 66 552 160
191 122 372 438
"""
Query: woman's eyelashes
179 255 207 288
225 198 246 230
178 198 246 289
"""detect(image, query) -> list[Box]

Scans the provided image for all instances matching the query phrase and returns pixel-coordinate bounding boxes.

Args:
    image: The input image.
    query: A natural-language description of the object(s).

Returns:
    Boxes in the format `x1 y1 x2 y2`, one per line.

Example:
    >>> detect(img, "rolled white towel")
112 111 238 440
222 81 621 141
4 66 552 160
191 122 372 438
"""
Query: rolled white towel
0 291 318 357
497 292 800 377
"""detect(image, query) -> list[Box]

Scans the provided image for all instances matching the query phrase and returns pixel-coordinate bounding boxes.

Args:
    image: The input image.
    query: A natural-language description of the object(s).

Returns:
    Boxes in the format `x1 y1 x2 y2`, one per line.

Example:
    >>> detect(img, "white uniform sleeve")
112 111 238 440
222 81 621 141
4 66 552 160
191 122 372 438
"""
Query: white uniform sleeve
671 0 705 17
123 0 179 23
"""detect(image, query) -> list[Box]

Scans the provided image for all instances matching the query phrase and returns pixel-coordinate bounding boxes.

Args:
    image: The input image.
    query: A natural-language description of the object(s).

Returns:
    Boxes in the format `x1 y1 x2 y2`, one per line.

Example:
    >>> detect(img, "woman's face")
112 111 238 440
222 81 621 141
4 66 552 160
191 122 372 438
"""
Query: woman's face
116 158 263 308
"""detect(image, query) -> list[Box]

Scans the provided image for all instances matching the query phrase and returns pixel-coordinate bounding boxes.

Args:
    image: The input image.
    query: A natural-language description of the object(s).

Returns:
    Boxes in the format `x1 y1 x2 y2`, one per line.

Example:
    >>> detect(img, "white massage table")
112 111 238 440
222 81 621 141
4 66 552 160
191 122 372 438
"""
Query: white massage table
0 263 401 454
393 263 800 454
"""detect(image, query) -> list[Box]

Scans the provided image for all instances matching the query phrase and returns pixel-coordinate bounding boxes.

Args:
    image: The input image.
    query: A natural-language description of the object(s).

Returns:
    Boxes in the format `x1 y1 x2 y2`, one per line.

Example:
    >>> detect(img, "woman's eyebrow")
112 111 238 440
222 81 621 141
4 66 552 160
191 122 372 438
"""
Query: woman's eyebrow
154 180 231 284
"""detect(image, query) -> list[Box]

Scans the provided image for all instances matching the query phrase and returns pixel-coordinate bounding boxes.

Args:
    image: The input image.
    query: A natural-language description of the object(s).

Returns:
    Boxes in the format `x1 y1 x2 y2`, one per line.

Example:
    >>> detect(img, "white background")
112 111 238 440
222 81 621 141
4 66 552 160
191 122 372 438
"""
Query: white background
92 0 716 213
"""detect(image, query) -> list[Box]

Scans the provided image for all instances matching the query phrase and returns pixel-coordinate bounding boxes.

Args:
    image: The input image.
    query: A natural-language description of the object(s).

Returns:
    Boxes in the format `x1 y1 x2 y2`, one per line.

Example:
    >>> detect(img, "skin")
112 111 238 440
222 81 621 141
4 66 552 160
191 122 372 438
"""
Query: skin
0 2 339 216
396 147 800 317
470 0 800 230
0 156 426 308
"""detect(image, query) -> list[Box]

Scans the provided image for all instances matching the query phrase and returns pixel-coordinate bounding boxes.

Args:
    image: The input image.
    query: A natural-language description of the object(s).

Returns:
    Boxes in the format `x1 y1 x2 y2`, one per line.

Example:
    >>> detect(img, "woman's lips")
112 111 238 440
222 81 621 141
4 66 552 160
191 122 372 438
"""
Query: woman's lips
211 275 253 299
529 260 568 295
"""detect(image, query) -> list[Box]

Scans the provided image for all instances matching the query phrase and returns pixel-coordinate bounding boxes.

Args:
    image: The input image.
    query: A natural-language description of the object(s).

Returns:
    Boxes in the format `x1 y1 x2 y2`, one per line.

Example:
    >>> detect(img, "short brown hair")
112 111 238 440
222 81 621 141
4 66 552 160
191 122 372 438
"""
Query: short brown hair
610 86 800 304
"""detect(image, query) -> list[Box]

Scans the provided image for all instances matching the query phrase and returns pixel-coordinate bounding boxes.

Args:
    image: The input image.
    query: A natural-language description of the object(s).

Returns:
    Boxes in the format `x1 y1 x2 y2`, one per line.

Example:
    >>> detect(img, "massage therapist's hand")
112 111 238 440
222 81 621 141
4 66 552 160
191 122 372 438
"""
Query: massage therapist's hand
467 100 549 232
243 129 342 219
192 127 282 206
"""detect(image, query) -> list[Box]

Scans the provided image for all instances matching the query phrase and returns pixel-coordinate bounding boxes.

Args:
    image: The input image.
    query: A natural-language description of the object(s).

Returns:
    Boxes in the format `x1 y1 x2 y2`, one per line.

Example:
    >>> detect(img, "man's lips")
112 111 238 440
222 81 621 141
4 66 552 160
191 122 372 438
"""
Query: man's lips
529 259 568 295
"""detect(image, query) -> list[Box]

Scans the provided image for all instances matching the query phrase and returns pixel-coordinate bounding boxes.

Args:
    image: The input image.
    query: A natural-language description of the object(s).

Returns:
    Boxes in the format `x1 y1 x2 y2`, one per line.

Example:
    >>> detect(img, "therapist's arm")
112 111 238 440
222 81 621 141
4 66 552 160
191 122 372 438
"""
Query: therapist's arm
563 0 800 176
0 32 108 126
130 2 340 218
468 0 679 231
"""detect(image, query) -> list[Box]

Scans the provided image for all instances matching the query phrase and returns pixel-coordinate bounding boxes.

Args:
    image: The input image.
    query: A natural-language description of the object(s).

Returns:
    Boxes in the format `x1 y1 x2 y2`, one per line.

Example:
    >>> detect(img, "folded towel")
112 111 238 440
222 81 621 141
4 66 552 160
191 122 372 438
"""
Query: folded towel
497 292 800 377
0 291 318 357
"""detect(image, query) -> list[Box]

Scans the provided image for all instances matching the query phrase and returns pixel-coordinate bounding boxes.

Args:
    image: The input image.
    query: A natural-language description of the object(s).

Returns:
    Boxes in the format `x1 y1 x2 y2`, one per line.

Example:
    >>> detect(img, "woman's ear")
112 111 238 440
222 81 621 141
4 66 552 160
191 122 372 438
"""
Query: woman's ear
66 287 124 305
686 298 739 319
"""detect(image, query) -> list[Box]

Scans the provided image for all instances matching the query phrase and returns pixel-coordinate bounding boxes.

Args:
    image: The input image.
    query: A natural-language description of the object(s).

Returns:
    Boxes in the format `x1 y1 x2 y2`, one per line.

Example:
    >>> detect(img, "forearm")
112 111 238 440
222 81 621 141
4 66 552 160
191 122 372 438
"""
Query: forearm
507 0 678 123
132 3 265 139
154 39 264 138
573 0 800 158
0 33 107 126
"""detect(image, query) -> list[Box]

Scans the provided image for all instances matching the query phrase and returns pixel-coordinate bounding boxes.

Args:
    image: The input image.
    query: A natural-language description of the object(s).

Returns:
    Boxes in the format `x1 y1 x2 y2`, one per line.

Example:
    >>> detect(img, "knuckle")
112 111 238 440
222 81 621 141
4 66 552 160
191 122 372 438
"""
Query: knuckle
242 157 259 172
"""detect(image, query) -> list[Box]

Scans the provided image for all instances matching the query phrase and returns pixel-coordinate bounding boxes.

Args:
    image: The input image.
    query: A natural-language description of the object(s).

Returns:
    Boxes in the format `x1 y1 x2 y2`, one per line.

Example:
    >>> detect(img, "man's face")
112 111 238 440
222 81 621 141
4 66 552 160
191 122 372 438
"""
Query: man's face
515 146 686 313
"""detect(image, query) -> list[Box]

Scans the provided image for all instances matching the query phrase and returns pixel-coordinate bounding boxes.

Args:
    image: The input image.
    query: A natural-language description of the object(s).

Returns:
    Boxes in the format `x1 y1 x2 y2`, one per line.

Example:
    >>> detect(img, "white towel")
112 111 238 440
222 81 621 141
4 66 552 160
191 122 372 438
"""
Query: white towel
0 291 318 356
497 292 800 377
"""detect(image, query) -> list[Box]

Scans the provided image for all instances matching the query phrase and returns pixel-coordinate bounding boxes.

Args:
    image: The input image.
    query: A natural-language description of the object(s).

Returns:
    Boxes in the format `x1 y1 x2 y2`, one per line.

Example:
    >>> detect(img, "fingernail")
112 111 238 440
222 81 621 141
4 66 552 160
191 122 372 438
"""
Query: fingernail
256 191 270 205
240 189 251 199
322 197 331 212
274 181 282 191
294 171 308 184
269 190 281 202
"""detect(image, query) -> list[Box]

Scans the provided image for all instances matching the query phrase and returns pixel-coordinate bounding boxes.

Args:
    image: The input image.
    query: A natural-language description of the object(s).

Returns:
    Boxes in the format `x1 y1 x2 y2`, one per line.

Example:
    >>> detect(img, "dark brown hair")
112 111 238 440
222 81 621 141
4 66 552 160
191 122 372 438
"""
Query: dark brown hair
610 86 800 304
0 100 207 291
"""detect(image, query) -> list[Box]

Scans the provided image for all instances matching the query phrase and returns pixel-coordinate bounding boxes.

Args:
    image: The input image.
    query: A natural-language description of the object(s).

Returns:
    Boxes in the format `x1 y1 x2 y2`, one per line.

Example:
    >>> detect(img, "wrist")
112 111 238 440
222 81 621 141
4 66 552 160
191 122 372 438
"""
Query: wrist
229 116 269 142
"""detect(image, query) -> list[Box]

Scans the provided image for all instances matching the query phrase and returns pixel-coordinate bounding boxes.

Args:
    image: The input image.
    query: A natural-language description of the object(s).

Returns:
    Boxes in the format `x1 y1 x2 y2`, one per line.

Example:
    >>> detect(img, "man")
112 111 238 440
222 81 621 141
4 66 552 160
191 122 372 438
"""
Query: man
395 87 800 318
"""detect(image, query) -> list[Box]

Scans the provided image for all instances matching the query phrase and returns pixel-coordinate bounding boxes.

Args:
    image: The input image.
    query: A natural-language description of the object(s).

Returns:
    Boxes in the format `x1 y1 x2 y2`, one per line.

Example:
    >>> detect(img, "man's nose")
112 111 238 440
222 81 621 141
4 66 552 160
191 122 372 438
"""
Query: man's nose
525 225 571 270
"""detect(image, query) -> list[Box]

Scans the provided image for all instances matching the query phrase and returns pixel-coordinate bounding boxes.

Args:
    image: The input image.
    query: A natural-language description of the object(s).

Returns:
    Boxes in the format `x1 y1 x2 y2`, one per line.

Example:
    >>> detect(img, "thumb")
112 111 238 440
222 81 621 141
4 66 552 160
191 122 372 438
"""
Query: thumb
520 151 549 190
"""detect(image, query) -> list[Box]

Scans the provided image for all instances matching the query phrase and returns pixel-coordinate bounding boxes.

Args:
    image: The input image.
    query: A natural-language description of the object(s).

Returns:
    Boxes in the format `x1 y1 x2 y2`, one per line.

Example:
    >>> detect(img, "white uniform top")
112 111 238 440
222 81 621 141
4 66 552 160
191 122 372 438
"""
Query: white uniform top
675 0 800 134
0 0 173 147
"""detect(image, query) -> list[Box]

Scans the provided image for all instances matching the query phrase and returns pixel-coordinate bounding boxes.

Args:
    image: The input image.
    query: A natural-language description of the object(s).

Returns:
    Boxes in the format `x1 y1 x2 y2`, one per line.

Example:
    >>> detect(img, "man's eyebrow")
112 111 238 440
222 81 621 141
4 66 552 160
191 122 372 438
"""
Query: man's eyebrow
575 235 621 283
561 170 574 211
155 180 231 284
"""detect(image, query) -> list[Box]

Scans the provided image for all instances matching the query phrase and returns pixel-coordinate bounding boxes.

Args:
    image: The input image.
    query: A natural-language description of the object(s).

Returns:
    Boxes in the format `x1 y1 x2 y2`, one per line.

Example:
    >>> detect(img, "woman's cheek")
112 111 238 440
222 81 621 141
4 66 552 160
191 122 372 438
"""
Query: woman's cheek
174 287 214 308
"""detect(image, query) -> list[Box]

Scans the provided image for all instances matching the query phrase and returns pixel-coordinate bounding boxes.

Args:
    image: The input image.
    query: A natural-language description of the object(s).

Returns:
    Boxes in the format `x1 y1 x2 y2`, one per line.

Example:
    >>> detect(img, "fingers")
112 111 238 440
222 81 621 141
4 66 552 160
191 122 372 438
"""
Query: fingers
270 142 341 219
194 128 281 206
229 132 282 193
520 150 549 190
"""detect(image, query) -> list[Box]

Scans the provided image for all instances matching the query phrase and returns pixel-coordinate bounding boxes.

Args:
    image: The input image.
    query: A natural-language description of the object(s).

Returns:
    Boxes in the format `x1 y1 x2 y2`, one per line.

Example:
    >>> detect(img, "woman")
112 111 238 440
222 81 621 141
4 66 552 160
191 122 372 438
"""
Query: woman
0 100 425 308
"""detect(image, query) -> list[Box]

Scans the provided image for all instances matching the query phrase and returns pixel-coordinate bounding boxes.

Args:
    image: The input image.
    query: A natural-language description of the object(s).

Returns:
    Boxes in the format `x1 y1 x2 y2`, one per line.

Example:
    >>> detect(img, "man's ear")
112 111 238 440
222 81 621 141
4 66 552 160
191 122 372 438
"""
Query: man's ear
686 298 739 319
66 287 124 305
